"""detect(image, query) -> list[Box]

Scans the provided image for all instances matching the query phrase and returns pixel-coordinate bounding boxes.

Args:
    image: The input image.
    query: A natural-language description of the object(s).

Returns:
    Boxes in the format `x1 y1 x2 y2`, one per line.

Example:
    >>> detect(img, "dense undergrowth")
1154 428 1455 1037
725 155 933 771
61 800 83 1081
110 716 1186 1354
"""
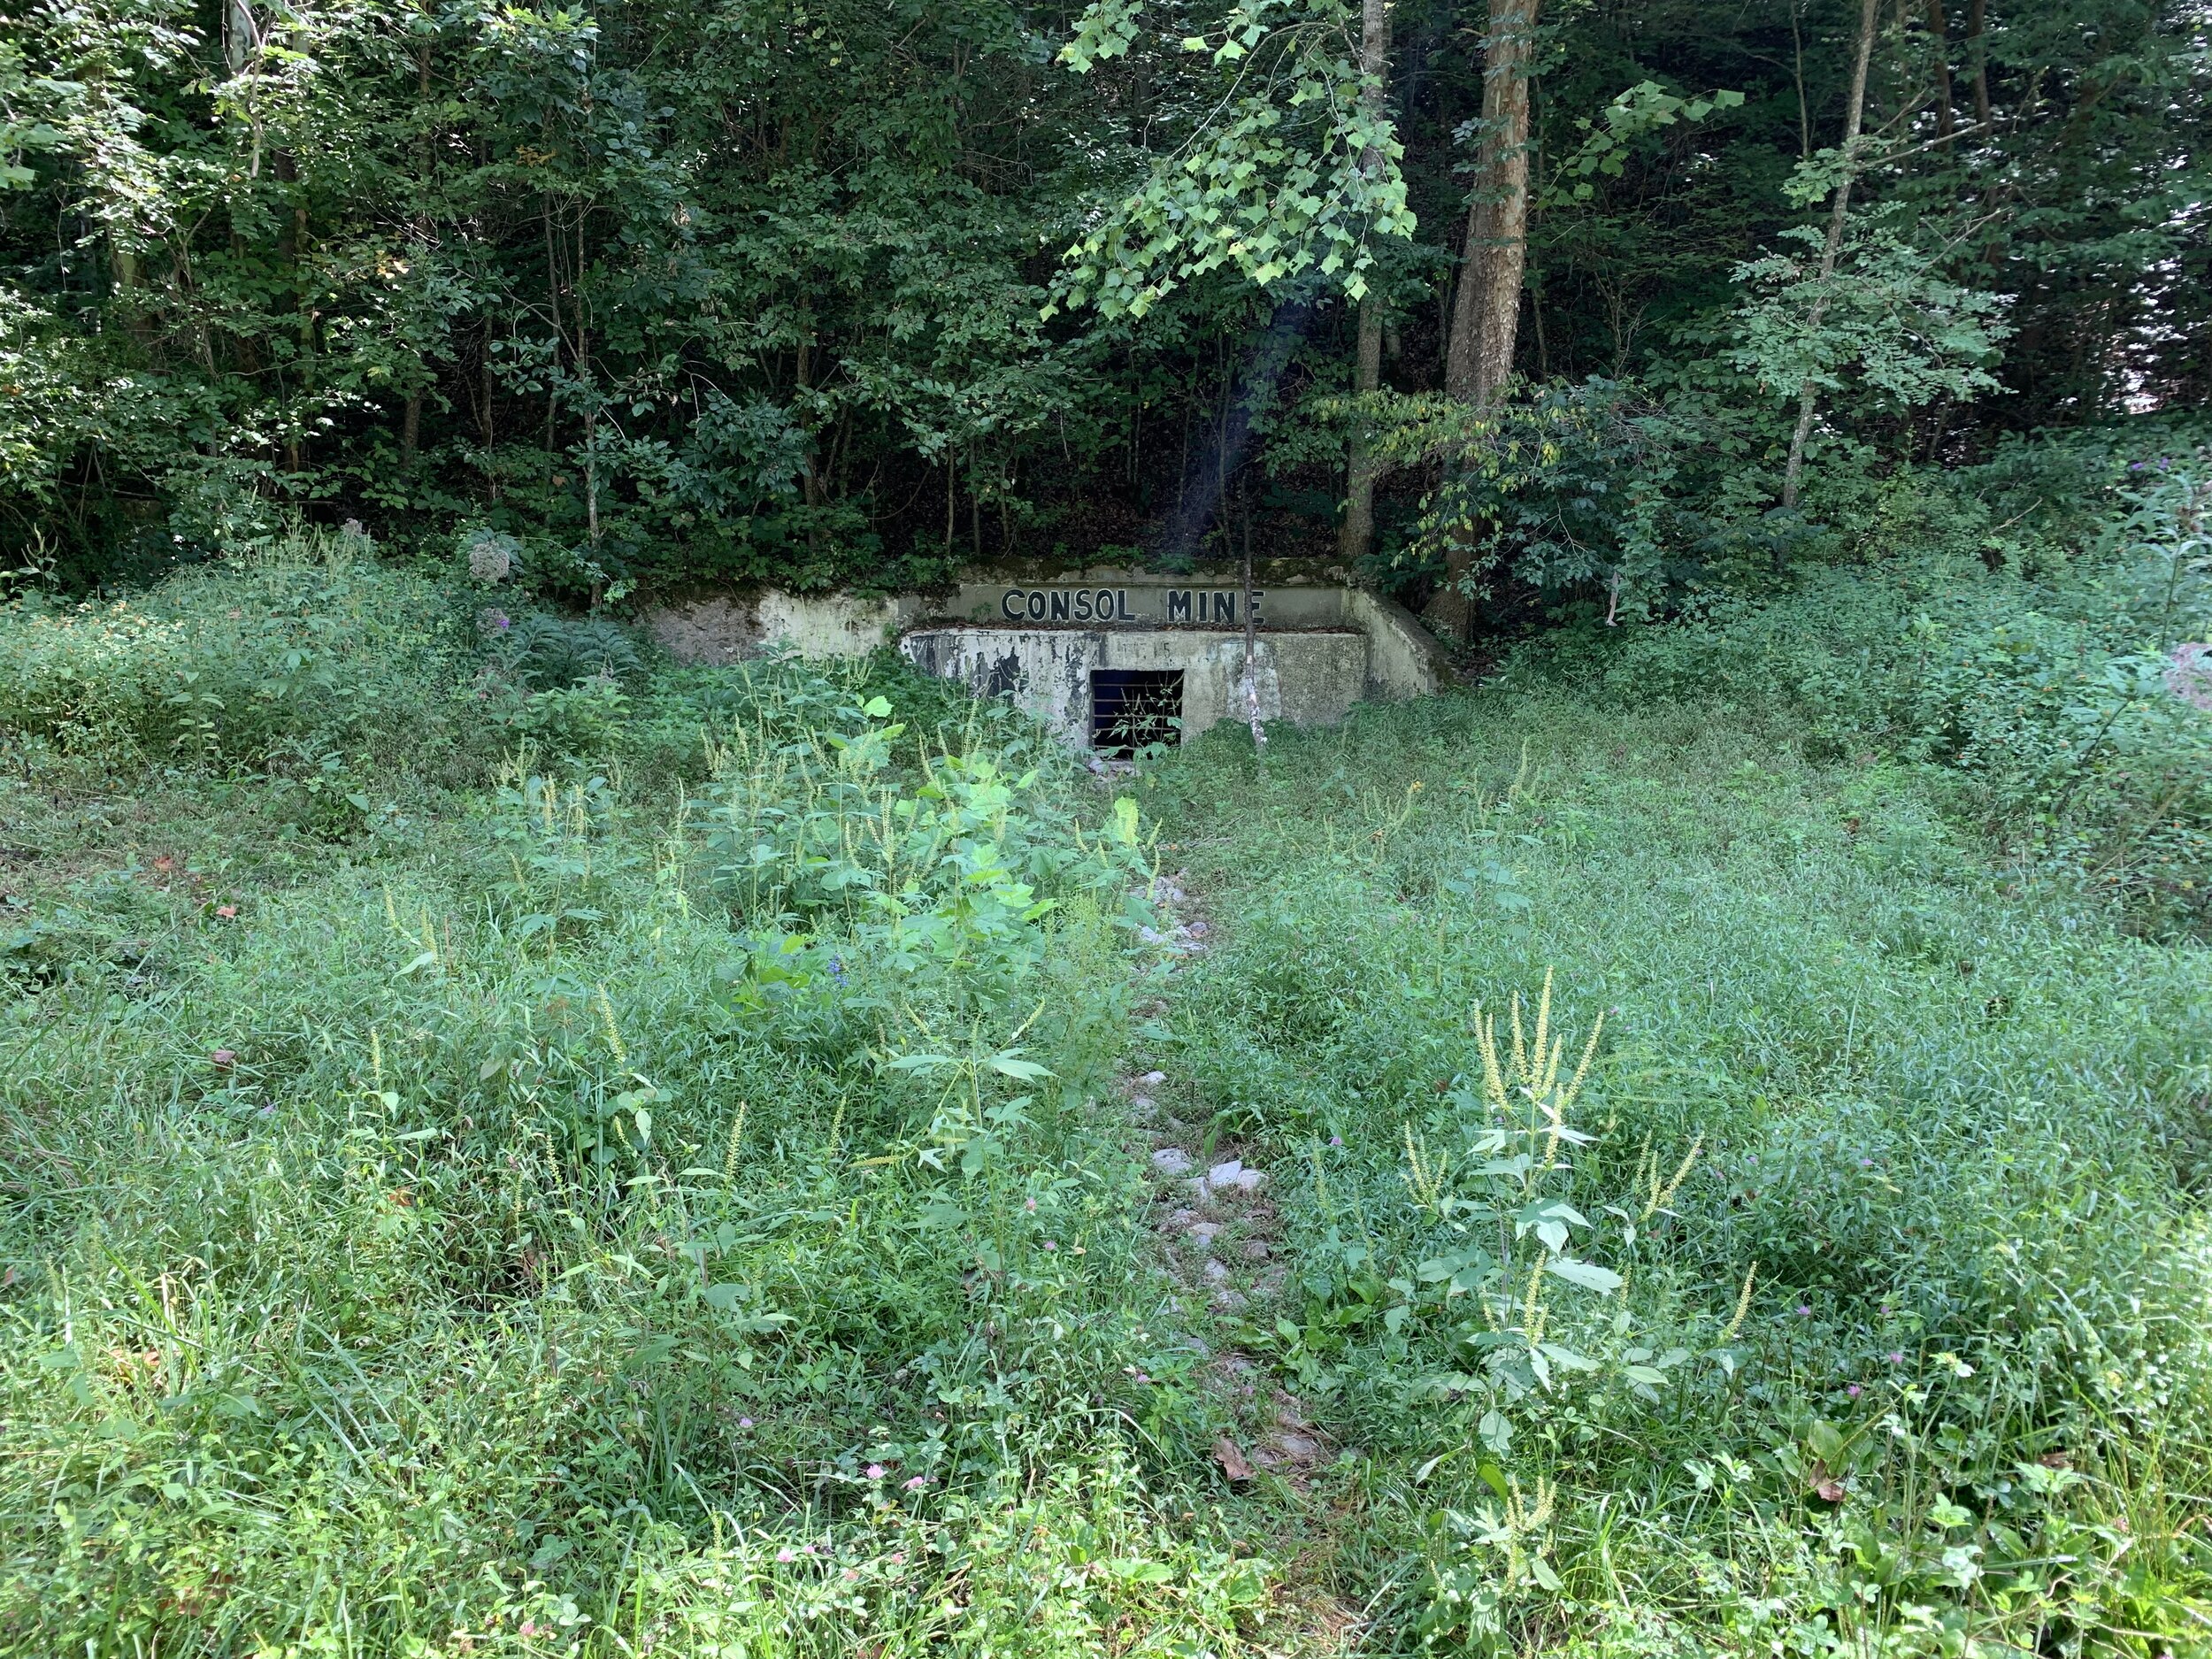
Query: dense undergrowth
1 556 1256 1654
1511 457 2212 938
2 488 2209 1655
1143 691 2212 1652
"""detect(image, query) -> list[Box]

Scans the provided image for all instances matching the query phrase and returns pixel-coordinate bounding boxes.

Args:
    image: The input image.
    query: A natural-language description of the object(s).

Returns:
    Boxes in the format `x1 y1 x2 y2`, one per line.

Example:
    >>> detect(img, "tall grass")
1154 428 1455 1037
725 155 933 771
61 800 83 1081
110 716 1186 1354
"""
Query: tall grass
0 571 1263 1654
1143 687 2212 1653
0 538 475 769
1510 458 2212 934
4 537 2209 1655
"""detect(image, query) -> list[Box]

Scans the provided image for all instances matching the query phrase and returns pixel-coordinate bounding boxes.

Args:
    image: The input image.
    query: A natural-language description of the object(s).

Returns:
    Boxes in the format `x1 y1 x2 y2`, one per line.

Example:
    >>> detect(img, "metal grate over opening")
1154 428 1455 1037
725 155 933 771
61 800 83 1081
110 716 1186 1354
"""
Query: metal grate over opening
1090 669 1183 757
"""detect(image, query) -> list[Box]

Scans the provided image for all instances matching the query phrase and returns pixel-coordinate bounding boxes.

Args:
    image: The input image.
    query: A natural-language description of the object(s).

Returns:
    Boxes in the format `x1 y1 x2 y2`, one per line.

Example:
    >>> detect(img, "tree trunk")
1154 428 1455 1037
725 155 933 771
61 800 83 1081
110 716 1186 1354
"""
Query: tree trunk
1924 0 1955 142
403 33 431 465
578 300 598 554
109 237 155 353
273 150 300 267
1239 493 1266 750
1437 0 1538 638
1339 303 1385 562
795 336 826 509
1966 0 1992 127
1791 0 1811 158
1338 0 1391 564
1779 0 1880 514
479 334 497 448
1445 0 1537 408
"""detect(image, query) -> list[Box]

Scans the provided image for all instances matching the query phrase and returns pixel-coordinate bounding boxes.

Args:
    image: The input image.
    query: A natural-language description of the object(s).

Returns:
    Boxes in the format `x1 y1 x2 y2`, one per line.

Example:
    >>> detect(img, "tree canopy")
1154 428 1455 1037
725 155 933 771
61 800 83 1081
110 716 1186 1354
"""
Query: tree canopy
1 0 2204 610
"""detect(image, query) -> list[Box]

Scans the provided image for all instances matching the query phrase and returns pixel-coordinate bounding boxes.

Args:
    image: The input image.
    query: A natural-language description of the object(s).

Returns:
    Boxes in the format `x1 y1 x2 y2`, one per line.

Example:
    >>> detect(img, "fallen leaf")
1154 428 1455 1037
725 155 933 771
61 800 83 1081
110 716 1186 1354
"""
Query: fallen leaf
1213 1436 1254 1482
1815 1478 1847 1502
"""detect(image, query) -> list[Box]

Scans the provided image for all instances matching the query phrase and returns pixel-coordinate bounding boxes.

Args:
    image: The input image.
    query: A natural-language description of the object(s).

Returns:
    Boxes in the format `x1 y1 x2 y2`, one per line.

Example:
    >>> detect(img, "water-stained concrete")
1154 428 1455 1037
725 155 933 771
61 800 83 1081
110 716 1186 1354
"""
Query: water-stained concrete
898 627 1369 745
644 567 1450 749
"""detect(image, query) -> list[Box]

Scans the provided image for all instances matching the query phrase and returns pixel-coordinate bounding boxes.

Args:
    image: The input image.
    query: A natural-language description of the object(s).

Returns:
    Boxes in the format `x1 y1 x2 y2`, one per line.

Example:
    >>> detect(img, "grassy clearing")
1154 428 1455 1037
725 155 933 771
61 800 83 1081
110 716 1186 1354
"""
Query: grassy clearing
2 571 1260 1655
3 541 2210 1655
1142 689 2212 1651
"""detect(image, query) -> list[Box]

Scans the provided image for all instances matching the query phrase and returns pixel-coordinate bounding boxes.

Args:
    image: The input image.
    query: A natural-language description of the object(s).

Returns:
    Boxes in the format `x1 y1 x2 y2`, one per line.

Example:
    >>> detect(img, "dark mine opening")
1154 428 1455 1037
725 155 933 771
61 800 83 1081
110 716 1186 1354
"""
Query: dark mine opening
1090 669 1183 757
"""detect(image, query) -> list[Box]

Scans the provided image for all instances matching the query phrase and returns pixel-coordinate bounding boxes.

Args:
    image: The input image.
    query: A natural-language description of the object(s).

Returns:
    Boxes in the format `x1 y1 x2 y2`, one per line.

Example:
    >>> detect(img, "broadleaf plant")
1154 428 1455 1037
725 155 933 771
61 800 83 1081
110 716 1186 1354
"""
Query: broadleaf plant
1048 0 1414 319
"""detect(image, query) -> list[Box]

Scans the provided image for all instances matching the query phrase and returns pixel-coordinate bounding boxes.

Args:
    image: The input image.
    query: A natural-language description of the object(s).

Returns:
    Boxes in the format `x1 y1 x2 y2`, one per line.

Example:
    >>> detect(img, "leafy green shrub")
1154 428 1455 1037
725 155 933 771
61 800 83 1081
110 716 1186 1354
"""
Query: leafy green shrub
1144 683 2212 1653
1512 457 2212 929
0 647 1220 1657
492 609 647 689
701 712 1144 1001
7 591 2209 1655
494 675 636 759
0 537 475 771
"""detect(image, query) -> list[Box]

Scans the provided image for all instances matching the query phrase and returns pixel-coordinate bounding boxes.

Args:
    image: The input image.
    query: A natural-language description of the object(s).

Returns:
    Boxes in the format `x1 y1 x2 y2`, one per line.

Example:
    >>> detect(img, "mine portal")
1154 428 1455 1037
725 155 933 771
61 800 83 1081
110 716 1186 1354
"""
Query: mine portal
1089 668 1184 757
645 567 1451 750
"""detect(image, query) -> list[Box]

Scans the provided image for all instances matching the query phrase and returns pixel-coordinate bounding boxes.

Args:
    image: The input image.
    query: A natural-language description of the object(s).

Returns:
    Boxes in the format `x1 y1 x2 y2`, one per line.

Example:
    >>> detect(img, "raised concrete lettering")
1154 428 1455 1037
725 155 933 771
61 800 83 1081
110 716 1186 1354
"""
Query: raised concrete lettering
995 587 1259 626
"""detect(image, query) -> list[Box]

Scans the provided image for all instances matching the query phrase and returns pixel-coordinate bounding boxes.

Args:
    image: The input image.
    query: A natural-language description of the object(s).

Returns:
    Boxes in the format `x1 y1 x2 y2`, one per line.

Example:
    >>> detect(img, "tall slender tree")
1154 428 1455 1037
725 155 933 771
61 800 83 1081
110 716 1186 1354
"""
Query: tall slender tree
1433 0 1538 636
1338 0 1392 565
1446 0 1539 408
1779 0 1881 511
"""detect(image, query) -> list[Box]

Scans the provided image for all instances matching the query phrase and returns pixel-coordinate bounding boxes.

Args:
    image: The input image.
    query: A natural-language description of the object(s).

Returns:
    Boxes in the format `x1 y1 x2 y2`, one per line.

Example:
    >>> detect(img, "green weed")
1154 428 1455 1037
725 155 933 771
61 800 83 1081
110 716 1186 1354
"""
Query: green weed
1144 680 2212 1655
4 542 2210 1655
0 583 1236 1655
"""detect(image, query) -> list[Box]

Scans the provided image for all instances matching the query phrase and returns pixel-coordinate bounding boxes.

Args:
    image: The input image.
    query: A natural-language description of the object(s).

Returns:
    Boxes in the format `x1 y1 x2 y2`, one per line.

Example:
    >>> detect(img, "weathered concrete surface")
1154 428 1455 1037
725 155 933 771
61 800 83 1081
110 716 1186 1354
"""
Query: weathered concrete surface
645 591 923 663
646 566 1452 747
898 627 1367 744
942 573 1352 630
2170 642 2212 711
1349 590 1457 698
646 595 757 665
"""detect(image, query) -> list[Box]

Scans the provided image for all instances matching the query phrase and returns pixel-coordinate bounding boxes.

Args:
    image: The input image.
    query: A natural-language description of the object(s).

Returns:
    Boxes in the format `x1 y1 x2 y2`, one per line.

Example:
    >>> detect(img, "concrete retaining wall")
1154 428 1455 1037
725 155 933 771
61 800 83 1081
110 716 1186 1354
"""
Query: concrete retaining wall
643 567 1449 748
645 591 923 664
899 626 1370 743
1350 590 1457 700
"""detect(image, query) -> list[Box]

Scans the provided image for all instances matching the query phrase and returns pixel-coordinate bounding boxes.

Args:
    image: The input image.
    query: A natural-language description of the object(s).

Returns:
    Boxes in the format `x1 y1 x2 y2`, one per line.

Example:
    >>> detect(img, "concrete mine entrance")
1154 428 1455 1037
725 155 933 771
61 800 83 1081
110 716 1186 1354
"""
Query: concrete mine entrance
643 566 1453 750
1090 668 1184 756
896 574 1448 750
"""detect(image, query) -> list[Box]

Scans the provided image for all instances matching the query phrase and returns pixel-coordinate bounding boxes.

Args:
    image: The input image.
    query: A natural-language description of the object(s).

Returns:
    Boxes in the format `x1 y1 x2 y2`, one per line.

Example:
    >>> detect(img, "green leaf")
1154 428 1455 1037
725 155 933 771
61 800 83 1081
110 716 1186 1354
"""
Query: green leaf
1545 1256 1624 1294
918 1196 968 1229
1538 1341 1602 1371
887 1053 956 1071
1929 1497 1975 1528
1105 1559 1177 1583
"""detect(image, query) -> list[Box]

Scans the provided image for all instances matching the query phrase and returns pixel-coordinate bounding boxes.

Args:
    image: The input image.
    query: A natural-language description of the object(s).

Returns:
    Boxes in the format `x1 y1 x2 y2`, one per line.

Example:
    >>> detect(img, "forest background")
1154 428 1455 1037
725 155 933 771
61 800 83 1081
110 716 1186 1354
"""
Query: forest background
6 4 2212 1652
2 0 2207 624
